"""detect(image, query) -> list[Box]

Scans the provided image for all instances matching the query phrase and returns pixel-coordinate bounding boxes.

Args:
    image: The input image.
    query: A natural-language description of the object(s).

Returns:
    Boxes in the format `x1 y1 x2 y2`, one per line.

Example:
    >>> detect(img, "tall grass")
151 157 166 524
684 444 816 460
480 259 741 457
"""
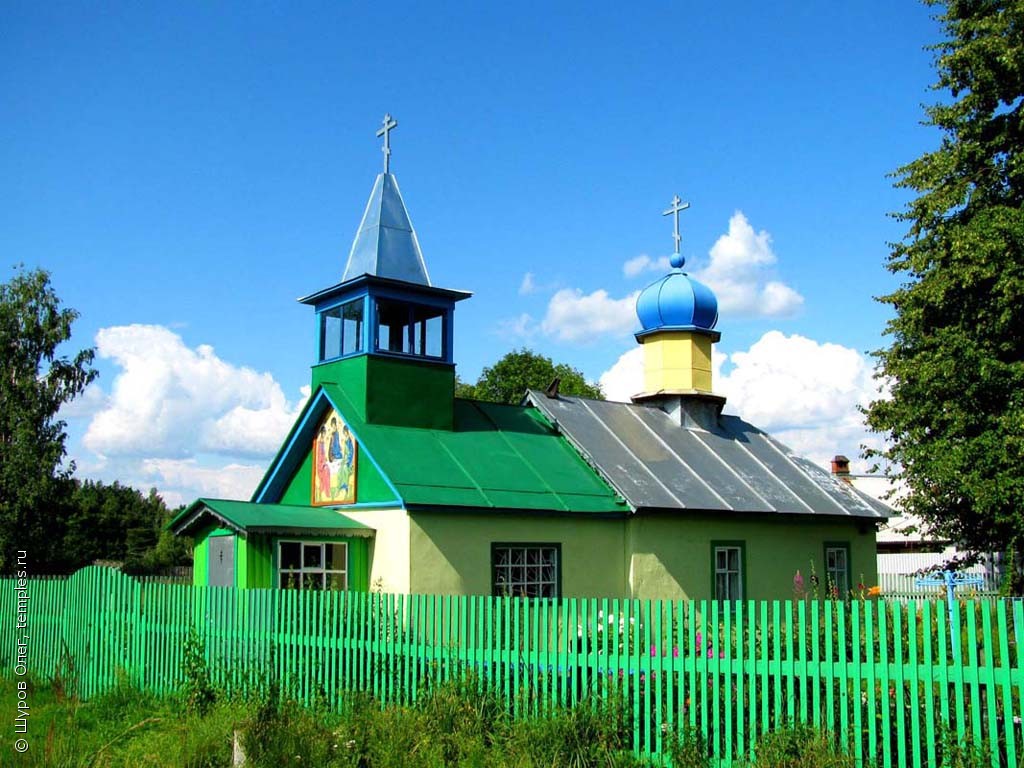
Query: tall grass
3 672 990 767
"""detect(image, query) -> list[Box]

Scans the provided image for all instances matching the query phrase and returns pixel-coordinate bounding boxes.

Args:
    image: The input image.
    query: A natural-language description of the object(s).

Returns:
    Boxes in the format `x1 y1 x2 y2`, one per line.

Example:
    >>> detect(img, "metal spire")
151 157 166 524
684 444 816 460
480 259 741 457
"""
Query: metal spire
662 194 690 255
376 113 398 174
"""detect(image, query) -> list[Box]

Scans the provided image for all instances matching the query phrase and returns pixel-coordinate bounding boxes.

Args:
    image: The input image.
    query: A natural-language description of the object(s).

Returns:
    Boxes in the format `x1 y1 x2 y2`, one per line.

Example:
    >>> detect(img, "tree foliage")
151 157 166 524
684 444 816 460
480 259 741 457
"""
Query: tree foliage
0 267 97 572
0 267 189 575
458 348 604 404
865 1 1024 588
60 479 189 574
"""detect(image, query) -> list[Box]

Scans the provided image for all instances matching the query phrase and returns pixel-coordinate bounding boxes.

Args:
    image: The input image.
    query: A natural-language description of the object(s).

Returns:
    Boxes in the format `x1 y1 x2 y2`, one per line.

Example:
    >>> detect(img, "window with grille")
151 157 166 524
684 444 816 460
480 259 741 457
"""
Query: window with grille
278 541 348 590
712 543 744 600
825 544 850 597
491 543 560 598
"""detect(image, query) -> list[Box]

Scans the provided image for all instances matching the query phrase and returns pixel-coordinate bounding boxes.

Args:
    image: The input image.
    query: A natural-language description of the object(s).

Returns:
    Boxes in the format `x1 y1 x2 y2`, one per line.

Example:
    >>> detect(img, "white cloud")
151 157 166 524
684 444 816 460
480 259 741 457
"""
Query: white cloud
541 211 800 345
598 347 644 401
83 324 307 460
693 212 804 318
496 313 537 339
597 330 883 472
58 382 109 420
623 254 670 278
541 288 639 343
518 272 537 295
722 331 872 431
139 458 267 508
202 385 311 458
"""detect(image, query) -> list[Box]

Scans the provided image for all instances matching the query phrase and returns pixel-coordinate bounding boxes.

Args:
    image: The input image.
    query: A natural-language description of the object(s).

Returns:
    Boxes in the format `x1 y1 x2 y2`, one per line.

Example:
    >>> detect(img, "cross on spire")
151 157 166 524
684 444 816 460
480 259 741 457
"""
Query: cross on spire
662 194 690 255
376 113 398 174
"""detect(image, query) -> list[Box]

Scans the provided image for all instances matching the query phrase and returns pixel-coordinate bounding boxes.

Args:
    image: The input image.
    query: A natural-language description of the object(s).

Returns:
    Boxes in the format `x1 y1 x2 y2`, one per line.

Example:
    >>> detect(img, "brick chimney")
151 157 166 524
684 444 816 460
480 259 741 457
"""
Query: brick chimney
831 455 851 482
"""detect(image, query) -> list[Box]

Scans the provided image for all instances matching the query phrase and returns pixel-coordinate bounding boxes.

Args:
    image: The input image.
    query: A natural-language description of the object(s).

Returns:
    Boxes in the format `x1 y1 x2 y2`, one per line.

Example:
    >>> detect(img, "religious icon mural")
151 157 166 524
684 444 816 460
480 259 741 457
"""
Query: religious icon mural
312 408 358 505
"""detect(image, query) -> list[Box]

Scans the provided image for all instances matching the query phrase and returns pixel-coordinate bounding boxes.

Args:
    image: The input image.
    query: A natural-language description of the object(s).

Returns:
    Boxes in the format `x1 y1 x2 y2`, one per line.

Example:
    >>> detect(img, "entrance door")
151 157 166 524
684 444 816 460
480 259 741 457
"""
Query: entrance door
208 536 235 587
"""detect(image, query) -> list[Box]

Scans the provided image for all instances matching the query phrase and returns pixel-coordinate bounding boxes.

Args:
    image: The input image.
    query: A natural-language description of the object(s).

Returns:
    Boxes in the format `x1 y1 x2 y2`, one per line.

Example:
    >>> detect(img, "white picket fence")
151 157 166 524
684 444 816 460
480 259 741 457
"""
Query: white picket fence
878 551 1003 600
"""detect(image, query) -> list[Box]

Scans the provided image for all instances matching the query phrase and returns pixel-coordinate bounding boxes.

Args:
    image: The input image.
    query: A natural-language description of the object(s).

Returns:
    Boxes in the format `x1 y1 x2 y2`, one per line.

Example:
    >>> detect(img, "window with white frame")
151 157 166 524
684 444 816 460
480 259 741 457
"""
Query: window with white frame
491 544 560 598
713 543 744 600
825 544 850 597
278 541 348 590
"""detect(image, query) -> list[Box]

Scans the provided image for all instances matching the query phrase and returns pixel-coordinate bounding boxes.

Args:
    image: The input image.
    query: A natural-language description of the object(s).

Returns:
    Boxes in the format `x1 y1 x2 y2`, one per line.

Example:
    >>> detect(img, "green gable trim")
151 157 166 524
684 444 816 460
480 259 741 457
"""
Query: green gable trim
251 386 402 506
170 498 375 538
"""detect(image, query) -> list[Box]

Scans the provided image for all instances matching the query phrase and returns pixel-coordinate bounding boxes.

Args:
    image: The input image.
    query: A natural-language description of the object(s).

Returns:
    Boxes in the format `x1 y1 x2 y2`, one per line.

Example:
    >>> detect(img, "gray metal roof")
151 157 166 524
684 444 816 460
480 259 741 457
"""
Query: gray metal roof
526 391 891 519
342 173 431 285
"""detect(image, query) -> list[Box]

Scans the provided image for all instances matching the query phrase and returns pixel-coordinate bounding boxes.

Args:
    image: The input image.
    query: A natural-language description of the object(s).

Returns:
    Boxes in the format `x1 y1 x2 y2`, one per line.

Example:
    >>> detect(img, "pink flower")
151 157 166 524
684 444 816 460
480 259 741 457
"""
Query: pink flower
651 644 657 657
672 646 679 658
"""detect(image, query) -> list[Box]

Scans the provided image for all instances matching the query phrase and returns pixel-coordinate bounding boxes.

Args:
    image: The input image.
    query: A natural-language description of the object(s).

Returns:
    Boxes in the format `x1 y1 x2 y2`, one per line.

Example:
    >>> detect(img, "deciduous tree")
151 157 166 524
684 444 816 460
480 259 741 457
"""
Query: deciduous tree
0 267 97 572
459 348 603 404
865 1 1024 590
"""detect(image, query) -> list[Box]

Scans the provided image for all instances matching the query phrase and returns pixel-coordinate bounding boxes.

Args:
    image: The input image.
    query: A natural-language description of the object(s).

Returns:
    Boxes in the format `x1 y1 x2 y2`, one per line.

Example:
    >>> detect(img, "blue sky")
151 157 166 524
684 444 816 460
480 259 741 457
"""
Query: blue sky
3 2 943 505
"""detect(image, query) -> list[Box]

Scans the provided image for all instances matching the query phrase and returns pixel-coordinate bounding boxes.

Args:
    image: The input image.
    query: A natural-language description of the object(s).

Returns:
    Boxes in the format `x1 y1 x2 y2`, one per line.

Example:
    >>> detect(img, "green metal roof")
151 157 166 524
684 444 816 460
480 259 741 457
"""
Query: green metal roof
169 498 375 537
320 384 627 515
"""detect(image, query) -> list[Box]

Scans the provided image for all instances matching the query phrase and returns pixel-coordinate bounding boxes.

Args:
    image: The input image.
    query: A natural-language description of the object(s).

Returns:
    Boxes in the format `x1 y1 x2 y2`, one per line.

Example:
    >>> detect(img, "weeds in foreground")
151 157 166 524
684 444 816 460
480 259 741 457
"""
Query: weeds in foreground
240 674 644 768
180 626 216 716
739 725 857 768
1 671 996 768
664 725 711 768
935 728 992 768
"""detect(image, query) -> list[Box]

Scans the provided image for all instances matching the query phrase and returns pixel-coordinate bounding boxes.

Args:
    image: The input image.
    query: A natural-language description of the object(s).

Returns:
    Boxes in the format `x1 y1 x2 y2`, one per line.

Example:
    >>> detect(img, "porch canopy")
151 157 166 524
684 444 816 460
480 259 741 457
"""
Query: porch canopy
169 498 375 539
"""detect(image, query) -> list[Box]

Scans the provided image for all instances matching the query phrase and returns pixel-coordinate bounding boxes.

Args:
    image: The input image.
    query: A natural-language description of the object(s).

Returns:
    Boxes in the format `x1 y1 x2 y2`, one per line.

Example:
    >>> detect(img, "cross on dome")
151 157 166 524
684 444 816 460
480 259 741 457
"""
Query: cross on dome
662 194 690 268
635 193 718 335
376 113 398 174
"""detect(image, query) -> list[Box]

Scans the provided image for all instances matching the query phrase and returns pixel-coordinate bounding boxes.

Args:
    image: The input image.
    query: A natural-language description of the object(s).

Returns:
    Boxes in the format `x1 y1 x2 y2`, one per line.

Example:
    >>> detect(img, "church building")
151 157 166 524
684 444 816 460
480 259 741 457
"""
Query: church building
169 116 889 600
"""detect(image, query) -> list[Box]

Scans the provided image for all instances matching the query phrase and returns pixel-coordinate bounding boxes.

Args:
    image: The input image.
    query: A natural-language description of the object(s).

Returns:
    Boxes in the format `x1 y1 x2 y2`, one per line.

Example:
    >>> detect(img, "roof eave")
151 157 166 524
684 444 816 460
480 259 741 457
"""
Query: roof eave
298 274 472 306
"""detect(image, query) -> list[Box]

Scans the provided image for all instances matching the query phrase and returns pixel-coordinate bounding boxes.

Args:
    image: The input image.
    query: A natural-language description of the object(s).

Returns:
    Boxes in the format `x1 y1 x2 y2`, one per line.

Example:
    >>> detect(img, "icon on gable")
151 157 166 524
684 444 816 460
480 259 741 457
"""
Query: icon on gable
312 408 357 505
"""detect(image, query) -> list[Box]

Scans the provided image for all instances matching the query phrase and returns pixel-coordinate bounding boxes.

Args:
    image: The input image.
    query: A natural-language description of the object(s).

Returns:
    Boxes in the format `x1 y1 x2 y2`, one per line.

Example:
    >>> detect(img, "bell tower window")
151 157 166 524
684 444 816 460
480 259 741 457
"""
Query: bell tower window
375 298 446 359
319 298 365 361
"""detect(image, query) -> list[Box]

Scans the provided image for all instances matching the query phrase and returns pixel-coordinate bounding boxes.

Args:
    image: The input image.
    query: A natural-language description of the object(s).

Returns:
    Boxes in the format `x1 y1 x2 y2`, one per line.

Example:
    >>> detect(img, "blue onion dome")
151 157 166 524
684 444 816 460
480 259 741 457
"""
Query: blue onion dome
636 257 719 334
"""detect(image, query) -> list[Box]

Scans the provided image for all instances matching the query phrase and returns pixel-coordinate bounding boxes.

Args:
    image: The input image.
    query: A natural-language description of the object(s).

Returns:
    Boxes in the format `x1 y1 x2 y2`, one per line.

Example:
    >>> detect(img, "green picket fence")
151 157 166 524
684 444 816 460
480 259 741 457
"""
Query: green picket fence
1 566 1021 767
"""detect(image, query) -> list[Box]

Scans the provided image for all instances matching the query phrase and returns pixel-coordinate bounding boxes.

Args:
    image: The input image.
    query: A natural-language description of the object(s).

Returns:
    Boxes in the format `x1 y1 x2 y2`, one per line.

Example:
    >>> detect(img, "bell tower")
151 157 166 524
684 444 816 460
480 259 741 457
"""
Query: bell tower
300 115 471 430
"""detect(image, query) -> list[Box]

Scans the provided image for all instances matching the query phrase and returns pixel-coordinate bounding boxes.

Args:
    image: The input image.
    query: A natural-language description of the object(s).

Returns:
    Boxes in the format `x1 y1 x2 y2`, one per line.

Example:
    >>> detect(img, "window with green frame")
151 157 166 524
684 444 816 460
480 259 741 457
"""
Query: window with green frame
824 542 851 598
278 540 348 590
711 541 745 601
